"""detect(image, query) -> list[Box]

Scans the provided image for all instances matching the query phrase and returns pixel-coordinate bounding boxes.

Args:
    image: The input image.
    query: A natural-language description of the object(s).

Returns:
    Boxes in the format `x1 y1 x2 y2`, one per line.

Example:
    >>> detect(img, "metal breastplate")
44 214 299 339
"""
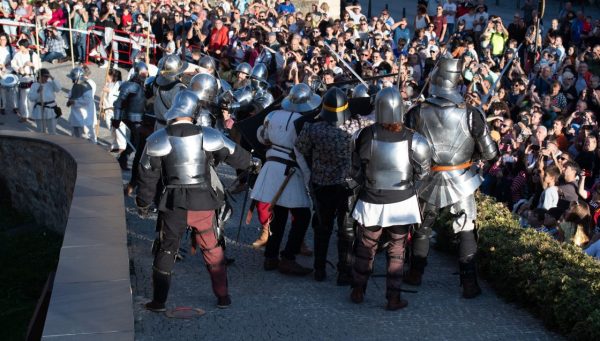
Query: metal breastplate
414 102 475 166
365 129 413 190
163 133 208 186
123 82 146 122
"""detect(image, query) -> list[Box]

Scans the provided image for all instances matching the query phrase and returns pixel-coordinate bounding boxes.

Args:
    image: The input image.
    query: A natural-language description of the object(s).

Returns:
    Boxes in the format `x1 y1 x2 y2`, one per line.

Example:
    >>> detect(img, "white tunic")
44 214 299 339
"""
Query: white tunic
251 109 311 208
69 79 97 127
10 50 41 77
352 195 422 228
27 79 61 120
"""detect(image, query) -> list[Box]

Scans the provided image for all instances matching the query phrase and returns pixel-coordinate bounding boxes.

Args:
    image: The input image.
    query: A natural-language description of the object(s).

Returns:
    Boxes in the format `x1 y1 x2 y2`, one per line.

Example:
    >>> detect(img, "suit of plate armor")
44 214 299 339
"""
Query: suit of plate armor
405 58 497 298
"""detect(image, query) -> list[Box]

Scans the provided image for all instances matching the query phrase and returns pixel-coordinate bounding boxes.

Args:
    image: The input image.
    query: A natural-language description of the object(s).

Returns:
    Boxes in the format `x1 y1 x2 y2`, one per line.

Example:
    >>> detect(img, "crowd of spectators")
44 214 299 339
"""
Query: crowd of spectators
0 0 600 258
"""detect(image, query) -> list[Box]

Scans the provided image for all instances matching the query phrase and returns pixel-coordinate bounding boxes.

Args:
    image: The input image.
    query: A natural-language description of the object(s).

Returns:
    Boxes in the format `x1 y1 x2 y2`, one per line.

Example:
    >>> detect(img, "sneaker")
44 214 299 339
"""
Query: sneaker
89 49 98 57
217 295 231 309
51 59 58 64
100 61 109 69
145 301 166 312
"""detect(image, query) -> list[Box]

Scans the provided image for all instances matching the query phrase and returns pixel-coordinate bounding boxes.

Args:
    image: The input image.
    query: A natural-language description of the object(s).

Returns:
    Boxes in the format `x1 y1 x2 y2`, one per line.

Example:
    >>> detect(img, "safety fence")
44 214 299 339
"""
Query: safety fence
0 18 160 66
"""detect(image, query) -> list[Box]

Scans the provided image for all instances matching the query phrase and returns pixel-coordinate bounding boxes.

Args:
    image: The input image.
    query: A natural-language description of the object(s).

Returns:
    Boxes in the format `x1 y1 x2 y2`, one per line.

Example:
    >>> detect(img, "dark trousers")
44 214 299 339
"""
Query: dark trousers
264 205 311 261
153 209 227 302
353 224 409 293
312 184 352 271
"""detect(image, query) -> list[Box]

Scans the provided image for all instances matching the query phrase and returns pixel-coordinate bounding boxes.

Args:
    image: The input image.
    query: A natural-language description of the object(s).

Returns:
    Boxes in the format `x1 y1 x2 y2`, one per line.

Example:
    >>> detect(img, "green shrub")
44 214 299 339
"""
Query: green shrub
475 194 600 340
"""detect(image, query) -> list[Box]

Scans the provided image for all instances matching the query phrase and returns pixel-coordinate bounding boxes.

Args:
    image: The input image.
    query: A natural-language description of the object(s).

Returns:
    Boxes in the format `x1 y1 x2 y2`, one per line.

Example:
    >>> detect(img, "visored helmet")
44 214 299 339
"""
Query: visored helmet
428 57 464 104
281 83 322 113
189 73 219 104
67 67 85 83
250 63 268 88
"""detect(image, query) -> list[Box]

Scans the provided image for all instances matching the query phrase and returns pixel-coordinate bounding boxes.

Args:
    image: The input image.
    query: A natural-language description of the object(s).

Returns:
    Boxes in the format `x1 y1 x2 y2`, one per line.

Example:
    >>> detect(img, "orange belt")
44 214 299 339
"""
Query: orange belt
431 162 473 172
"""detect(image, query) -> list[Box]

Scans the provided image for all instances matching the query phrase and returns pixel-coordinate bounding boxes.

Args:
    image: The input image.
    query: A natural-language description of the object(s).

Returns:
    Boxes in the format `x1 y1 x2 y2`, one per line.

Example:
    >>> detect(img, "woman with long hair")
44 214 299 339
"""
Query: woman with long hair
561 199 592 247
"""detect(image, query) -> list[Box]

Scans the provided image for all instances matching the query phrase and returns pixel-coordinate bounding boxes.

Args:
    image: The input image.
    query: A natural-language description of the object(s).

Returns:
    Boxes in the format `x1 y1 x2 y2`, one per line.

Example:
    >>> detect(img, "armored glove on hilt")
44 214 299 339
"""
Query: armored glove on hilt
250 157 262 174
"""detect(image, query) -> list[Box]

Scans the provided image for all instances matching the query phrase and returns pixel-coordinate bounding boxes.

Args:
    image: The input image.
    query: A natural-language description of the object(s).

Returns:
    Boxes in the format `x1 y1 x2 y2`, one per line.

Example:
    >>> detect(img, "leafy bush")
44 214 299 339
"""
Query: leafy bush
475 194 600 340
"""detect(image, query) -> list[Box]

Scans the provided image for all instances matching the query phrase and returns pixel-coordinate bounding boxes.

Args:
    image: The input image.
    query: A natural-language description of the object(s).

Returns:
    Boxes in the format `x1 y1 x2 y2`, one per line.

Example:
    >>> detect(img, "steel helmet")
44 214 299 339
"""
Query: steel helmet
281 83 322 113
156 55 188 86
374 87 404 124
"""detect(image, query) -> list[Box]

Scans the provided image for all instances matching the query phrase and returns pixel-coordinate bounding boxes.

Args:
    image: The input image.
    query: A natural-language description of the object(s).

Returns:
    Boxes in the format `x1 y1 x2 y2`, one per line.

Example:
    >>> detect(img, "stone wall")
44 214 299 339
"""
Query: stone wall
0 138 76 234
0 131 134 340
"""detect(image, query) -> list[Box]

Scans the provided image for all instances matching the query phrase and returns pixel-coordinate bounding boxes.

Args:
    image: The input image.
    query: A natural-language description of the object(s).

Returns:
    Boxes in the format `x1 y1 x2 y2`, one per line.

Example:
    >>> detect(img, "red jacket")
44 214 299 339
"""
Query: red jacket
209 26 229 53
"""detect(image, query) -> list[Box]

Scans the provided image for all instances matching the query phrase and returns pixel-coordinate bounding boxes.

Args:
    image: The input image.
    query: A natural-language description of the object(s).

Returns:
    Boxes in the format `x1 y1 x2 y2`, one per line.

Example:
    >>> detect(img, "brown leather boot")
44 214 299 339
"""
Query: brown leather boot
350 285 366 304
460 261 482 299
403 256 427 286
252 224 270 248
402 268 422 286
386 291 408 311
278 258 312 276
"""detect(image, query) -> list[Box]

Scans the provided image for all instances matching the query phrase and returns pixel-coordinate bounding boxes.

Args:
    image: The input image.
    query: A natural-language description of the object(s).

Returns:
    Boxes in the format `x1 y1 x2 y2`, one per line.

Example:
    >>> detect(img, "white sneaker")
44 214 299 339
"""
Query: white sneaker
89 49 98 57
99 61 109 69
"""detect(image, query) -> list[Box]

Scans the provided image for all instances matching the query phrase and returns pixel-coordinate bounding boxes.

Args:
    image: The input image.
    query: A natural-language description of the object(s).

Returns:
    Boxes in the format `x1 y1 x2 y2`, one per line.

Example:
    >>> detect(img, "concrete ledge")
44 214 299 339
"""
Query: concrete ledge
0 131 133 340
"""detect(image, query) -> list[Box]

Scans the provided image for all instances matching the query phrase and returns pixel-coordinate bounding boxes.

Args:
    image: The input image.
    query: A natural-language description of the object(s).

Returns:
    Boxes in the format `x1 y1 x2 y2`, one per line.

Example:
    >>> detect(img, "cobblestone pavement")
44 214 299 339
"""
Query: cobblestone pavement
0 63 563 340
127 166 562 341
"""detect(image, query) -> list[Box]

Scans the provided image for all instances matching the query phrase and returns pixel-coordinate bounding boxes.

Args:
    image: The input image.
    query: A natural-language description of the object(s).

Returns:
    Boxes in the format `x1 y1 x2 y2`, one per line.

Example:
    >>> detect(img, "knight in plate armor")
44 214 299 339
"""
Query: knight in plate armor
220 63 274 122
152 55 188 130
112 62 149 174
349 87 431 310
404 58 498 298
136 91 260 311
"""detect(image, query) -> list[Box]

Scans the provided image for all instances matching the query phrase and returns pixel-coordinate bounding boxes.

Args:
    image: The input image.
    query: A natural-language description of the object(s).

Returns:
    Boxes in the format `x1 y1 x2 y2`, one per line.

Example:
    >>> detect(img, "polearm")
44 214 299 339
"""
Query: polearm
484 42 524 105
326 72 399 87
67 6 75 68
323 41 368 87
145 5 152 64
34 15 40 53
96 48 113 137
34 18 45 132
533 0 546 64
